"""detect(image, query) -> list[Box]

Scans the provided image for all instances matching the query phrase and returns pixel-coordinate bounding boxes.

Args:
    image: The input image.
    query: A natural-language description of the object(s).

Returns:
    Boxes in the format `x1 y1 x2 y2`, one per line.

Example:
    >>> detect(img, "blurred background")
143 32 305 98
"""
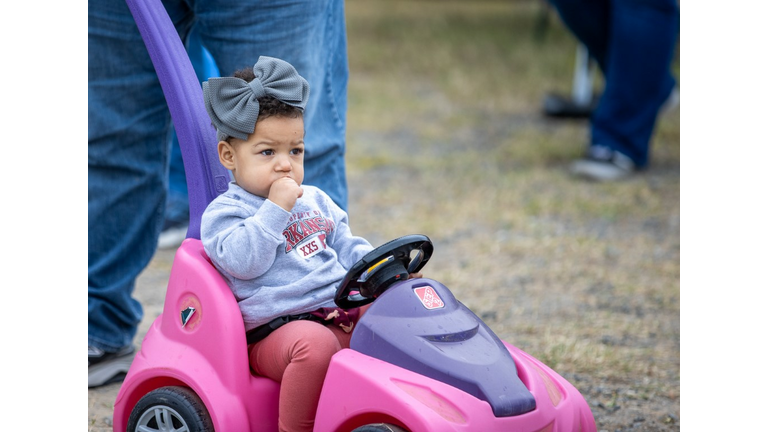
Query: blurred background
89 1 680 430
344 1 680 430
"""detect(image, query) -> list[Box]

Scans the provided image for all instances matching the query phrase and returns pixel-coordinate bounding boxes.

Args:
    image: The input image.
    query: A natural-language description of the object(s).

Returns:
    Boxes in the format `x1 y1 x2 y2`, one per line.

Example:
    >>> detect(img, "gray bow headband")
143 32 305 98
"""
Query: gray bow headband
202 56 310 142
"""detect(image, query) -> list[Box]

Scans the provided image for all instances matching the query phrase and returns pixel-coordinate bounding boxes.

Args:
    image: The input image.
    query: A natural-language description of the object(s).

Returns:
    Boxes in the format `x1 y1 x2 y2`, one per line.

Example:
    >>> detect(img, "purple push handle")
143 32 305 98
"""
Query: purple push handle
125 0 230 240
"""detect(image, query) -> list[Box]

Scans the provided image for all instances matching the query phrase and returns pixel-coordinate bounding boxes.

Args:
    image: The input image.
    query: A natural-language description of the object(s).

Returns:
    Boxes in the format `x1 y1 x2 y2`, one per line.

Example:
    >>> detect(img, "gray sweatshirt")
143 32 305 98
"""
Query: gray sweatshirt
201 182 373 331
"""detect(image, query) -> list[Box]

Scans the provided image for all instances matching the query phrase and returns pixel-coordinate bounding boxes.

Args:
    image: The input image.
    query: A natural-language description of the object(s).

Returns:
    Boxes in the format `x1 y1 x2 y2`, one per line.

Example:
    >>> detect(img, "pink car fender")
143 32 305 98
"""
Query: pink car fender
315 348 595 432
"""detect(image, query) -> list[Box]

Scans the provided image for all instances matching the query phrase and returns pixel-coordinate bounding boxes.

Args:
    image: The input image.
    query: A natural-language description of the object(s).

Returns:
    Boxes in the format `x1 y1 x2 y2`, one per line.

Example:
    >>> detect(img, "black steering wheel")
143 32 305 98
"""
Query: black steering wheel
334 234 434 309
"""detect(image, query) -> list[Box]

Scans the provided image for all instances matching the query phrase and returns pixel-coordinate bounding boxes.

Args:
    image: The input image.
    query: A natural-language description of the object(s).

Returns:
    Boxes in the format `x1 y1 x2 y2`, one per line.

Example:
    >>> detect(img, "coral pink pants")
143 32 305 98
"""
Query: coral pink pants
248 308 366 432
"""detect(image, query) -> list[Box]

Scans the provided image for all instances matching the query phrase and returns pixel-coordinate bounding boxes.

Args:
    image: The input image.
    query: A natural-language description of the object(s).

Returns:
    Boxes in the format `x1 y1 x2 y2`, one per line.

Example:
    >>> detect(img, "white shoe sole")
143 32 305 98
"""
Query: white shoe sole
570 159 633 182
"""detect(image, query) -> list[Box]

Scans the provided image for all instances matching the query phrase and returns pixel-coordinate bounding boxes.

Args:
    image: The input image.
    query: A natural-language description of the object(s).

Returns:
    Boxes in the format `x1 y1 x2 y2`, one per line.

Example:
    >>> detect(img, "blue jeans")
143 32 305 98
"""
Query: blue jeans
548 0 679 167
88 0 349 351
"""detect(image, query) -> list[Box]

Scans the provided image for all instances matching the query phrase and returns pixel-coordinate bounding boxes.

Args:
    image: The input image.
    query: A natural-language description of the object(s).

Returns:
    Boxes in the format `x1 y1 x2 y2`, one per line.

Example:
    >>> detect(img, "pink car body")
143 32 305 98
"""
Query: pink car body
112 239 596 431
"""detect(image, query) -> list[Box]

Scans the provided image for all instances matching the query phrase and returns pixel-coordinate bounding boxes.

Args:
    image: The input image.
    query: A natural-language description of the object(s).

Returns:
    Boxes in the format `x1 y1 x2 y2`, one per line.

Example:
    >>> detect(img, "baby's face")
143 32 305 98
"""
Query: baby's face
224 116 305 198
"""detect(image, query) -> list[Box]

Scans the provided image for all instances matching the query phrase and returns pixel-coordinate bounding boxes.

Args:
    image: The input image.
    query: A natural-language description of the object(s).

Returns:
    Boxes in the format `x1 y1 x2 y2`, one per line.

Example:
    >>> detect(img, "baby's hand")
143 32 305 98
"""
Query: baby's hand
269 177 303 211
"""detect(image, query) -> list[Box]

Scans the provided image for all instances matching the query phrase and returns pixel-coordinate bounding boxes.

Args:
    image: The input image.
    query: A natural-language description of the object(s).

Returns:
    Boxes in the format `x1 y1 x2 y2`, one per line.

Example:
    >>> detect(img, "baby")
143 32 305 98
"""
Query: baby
200 56 373 432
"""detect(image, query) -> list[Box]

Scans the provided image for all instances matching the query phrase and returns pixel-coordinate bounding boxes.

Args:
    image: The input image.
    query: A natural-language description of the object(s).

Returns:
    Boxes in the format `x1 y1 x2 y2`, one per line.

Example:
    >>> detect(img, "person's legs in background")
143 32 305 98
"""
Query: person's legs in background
548 0 680 181
88 0 194 387
196 0 350 210
158 26 221 249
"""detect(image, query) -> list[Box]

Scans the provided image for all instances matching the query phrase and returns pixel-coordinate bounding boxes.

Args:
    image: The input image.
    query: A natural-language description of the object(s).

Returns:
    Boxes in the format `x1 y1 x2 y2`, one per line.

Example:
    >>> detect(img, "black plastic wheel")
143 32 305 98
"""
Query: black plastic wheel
351 423 408 432
127 386 214 432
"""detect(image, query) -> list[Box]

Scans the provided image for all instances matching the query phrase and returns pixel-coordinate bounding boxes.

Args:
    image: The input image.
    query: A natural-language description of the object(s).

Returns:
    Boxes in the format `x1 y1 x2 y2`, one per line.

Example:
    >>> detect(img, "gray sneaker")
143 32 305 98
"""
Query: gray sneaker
569 145 636 182
88 345 135 388
157 220 188 250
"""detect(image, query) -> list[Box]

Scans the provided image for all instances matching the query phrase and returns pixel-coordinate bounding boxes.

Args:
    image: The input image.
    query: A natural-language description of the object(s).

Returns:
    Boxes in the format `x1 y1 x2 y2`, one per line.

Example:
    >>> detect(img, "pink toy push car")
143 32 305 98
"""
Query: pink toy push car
113 1 598 431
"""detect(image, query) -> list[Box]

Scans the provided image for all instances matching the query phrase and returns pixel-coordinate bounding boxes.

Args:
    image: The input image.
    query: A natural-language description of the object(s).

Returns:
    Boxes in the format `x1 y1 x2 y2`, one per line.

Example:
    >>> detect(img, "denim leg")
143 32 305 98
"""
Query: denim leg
590 0 679 167
193 0 349 210
548 0 679 167
88 0 193 351
546 0 611 72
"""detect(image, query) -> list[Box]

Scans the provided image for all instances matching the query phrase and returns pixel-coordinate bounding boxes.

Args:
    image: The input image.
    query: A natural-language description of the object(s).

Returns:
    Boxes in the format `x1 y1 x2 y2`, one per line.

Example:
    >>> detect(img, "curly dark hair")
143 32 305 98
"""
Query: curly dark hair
232 67 304 121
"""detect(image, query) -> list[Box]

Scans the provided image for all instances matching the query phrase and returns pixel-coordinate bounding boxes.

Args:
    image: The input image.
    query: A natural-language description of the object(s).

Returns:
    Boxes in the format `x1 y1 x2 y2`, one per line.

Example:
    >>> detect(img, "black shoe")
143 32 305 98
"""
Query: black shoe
88 345 135 388
542 92 599 118
351 425 407 432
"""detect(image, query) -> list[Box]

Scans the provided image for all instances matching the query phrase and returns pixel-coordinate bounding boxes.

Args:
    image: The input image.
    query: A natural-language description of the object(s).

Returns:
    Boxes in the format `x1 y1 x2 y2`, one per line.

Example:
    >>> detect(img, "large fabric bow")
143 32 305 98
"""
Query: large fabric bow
202 56 310 142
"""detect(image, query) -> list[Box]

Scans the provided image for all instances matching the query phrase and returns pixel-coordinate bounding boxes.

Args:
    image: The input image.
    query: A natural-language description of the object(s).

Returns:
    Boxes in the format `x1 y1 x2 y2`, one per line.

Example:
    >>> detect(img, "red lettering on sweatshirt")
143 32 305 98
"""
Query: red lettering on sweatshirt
283 215 336 253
